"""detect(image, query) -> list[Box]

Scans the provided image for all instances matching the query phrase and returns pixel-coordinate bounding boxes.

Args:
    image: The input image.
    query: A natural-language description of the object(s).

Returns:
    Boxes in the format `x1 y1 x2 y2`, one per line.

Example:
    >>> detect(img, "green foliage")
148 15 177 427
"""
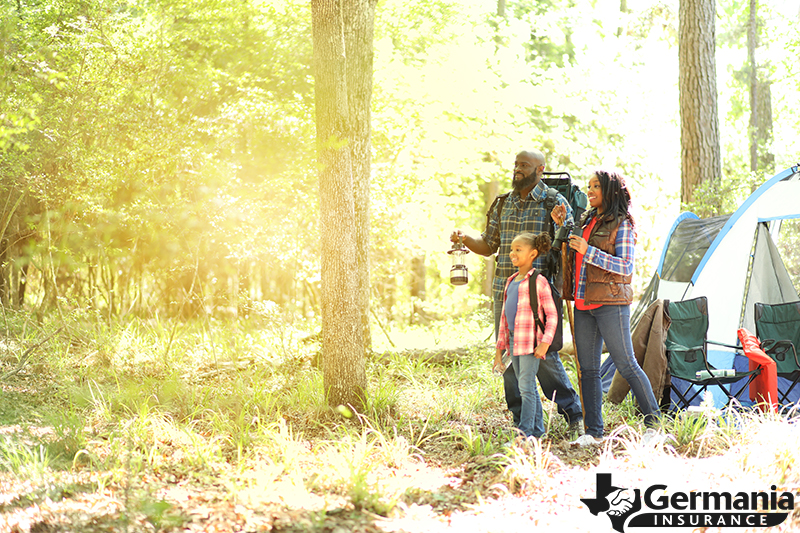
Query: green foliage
0 0 795 325
3 309 800 529
682 167 758 218
0 435 51 478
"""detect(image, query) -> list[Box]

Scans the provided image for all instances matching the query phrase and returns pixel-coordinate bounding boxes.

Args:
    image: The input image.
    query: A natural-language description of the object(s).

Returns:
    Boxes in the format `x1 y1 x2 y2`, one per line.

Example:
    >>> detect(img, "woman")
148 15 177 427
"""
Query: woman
554 169 660 445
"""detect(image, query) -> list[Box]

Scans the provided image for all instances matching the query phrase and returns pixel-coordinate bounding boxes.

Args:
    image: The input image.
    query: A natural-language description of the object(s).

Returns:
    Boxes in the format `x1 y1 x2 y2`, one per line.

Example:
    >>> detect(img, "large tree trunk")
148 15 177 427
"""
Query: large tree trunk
747 0 774 180
678 0 721 207
344 0 376 354
747 0 758 174
312 0 367 411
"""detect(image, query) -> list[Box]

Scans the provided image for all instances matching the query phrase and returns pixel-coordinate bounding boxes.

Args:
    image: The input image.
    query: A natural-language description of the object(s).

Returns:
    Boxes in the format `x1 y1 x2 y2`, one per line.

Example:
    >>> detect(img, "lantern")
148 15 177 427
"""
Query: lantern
448 238 469 286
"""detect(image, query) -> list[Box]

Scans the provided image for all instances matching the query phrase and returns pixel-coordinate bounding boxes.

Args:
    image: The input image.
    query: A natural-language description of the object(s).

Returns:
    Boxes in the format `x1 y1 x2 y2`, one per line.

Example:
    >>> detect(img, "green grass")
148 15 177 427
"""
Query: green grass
1 307 799 531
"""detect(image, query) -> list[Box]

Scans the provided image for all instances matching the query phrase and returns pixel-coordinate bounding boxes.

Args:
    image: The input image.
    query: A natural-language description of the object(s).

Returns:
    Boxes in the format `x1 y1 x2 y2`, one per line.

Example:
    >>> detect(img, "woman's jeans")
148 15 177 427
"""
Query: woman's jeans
574 304 661 438
509 332 545 438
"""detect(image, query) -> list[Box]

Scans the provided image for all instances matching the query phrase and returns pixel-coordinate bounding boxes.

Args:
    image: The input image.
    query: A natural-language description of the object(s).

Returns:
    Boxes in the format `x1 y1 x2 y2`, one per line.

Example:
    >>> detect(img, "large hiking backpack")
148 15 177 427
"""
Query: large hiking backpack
486 171 588 279
529 268 564 353
542 171 588 224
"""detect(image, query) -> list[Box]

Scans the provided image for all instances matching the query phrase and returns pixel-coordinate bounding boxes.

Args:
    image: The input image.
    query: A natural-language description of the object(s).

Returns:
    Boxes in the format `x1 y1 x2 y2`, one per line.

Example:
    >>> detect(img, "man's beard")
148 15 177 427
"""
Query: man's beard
512 171 538 192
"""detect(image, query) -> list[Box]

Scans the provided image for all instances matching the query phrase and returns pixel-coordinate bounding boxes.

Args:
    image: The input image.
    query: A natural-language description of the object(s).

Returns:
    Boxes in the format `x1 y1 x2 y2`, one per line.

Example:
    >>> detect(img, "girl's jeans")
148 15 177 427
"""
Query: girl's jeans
509 332 545 438
574 304 661 438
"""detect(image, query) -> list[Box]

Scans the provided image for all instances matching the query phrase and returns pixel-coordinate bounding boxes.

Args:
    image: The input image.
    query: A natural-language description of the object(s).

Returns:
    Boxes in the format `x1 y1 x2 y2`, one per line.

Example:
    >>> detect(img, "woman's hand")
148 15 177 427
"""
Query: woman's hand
569 235 588 255
551 204 567 226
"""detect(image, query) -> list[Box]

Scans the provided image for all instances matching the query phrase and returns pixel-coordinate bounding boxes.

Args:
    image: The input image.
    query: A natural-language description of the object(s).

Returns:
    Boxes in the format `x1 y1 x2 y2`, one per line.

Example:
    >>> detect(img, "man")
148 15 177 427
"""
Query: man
452 149 584 437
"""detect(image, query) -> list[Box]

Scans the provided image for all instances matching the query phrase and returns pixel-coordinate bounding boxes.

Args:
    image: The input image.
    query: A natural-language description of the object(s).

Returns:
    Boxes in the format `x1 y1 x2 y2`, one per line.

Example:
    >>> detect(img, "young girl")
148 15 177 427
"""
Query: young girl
494 232 558 439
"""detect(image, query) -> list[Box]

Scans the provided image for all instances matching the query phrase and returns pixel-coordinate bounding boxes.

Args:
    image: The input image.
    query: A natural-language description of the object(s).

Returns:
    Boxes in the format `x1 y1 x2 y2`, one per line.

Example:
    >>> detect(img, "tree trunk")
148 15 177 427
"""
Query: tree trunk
678 0 721 207
747 0 758 174
756 78 774 174
312 0 367 411
344 0 376 354
483 179 498 304
409 253 426 325
0 239 7 306
746 0 774 182
15 262 27 309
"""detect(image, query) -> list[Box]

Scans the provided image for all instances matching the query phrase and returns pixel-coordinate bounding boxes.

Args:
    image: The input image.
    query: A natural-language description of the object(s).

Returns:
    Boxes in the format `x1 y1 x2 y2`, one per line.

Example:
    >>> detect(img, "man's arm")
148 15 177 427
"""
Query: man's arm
450 196 502 257
450 230 493 256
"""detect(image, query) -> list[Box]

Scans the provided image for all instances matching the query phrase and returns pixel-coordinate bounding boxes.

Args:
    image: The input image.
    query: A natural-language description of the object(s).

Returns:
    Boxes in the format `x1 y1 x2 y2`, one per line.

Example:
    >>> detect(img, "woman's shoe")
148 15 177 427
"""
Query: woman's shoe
570 434 605 447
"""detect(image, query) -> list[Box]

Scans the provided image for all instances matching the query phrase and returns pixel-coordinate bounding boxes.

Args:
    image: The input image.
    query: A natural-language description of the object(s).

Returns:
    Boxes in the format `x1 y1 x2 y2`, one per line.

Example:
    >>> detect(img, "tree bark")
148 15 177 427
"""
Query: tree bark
483 179 498 303
746 0 774 181
344 0 376 355
756 78 774 174
747 0 758 173
678 0 721 207
312 0 367 411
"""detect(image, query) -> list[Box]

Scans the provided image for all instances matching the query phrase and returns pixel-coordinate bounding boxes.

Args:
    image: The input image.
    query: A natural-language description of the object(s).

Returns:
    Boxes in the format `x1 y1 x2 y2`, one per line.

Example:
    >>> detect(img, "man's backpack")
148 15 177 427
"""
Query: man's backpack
542 171 588 224
529 268 563 353
486 171 588 281
486 171 587 244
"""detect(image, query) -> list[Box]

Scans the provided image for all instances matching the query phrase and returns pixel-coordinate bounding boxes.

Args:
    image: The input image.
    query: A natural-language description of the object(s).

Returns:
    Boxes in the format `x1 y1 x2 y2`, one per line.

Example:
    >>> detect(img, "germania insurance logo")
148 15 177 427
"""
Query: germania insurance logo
581 473 795 532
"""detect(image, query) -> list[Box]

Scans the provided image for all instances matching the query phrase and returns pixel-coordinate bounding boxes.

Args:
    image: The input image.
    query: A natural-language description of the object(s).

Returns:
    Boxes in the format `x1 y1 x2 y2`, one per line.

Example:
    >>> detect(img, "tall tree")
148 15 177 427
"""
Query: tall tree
747 0 774 177
344 0 377 355
678 0 722 207
311 0 373 409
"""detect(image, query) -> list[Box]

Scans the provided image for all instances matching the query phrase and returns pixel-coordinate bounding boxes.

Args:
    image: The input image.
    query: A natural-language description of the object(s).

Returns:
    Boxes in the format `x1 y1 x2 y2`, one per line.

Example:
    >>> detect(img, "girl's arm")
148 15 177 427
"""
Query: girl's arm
583 219 635 276
496 308 509 352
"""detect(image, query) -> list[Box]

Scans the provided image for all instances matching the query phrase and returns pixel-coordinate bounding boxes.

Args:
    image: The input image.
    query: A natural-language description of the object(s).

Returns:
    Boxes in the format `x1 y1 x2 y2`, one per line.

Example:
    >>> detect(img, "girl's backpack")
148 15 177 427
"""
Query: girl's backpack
529 268 563 353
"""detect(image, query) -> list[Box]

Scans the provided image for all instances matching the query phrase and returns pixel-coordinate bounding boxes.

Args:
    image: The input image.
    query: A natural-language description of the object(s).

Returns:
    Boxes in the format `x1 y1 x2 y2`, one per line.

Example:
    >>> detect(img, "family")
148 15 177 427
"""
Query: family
451 149 661 446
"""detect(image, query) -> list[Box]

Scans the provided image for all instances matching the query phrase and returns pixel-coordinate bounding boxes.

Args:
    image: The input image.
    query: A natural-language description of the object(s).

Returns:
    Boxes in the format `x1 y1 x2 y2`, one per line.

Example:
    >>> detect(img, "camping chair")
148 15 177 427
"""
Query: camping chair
753 301 800 404
664 297 762 409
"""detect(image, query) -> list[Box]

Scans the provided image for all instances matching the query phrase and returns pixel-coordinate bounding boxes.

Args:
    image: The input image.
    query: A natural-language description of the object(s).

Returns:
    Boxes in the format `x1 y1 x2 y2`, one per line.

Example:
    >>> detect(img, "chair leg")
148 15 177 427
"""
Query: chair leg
726 373 760 406
779 377 800 404
672 382 705 408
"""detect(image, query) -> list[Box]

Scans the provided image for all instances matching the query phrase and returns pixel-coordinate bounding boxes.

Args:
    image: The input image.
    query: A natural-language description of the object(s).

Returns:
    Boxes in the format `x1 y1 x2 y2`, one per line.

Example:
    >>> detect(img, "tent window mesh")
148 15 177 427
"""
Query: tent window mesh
660 216 731 283
777 218 800 294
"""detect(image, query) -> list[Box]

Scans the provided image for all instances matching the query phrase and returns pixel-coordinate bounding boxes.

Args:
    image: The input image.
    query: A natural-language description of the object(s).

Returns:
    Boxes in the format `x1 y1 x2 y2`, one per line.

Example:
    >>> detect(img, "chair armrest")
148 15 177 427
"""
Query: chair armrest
760 339 797 361
707 340 741 351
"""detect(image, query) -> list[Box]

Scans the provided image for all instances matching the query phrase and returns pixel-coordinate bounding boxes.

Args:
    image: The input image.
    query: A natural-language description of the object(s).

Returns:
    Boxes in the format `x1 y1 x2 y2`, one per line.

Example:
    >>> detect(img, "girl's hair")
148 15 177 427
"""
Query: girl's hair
513 232 551 256
593 168 636 229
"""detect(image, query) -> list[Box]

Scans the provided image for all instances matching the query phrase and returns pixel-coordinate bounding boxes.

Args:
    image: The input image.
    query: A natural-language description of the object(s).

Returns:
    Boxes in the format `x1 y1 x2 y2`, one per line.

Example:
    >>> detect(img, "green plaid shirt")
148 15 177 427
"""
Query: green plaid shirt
482 180 573 302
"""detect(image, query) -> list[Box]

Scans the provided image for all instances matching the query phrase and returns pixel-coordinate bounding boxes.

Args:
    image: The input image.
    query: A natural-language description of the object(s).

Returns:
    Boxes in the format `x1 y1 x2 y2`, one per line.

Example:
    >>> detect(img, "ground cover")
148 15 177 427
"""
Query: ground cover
0 310 798 532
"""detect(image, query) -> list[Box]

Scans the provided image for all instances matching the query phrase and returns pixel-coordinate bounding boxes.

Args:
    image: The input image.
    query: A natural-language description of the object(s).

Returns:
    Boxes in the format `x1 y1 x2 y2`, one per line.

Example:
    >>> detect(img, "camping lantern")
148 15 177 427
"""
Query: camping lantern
448 238 469 286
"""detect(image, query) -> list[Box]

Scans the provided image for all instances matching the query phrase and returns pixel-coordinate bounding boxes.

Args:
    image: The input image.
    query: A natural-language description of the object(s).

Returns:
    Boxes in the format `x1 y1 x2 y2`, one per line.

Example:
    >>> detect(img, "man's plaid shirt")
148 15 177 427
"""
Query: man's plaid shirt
482 180 573 303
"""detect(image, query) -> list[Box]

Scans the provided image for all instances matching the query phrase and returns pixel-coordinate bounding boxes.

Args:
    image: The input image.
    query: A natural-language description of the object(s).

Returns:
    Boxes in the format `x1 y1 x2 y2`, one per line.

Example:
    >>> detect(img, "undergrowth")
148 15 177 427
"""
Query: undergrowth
0 306 798 531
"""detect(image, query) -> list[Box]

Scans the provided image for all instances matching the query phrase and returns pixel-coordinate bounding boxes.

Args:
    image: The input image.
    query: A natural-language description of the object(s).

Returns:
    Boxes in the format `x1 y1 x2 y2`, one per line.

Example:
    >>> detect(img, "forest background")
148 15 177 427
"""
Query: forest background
2 0 800 531
2 0 799 328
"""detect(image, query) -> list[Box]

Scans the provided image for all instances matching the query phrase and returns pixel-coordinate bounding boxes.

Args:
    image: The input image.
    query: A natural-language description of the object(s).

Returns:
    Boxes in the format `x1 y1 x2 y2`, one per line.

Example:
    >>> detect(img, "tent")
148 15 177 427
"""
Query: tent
603 164 800 407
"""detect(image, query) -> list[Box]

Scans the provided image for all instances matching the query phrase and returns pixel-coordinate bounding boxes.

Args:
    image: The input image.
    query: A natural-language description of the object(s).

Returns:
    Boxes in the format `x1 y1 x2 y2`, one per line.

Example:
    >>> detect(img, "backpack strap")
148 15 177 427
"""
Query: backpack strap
542 187 559 236
528 269 546 348
486 192 511 228
543 187 559 211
